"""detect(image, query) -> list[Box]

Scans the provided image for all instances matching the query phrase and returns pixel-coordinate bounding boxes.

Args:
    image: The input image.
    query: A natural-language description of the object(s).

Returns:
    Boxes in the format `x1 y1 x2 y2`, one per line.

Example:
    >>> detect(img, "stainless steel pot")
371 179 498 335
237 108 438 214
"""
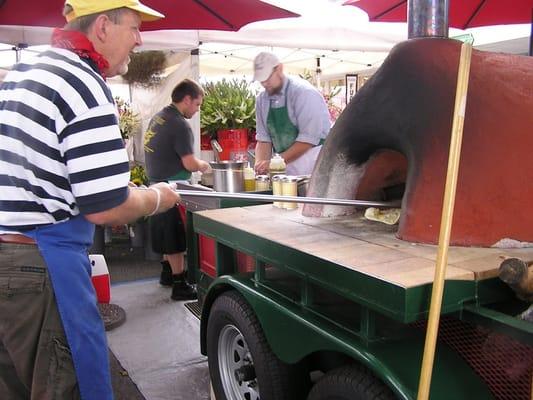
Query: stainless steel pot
209 161 246 192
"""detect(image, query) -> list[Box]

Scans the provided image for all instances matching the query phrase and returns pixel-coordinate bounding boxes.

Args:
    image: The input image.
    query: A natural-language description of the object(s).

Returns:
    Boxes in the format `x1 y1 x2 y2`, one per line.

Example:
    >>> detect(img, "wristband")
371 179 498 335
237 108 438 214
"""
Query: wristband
147 187 161 216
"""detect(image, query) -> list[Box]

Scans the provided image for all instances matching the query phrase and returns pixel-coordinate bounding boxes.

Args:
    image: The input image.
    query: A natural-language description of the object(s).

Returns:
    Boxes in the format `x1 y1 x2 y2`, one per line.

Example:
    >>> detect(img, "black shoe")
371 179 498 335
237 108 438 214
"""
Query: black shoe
159 262 173 287
171 280 197 301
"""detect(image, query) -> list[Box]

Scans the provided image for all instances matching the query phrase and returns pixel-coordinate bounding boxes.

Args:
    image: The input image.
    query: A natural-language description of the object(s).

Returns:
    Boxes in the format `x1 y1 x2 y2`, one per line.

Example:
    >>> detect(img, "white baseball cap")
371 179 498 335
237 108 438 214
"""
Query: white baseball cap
253 52 280 82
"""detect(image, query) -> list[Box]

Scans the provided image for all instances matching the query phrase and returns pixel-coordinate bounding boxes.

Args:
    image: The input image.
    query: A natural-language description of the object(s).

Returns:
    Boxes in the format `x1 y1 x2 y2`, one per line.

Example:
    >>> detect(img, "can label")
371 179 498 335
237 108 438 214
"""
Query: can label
271 175 285 208
281 178 298 210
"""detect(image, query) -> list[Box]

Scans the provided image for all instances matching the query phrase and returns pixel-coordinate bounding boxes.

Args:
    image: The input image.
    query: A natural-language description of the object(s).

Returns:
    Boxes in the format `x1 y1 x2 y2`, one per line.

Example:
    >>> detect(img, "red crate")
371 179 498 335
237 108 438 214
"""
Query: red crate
198 235 216 277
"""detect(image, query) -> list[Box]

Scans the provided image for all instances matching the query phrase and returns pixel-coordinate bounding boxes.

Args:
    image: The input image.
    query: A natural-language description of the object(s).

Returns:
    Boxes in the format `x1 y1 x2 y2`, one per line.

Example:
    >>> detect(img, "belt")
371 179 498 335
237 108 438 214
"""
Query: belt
0 234 36 245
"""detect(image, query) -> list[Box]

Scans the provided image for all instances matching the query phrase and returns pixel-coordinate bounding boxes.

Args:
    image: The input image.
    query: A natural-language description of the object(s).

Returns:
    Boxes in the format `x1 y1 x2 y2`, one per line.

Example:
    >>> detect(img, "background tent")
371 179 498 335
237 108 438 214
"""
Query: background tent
1 0 530 160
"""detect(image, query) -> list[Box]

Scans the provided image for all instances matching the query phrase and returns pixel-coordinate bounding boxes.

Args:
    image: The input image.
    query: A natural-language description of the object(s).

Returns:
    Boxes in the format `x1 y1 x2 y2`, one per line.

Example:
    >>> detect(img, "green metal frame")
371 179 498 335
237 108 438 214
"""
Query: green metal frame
187 209 532 400
460 303 533 346
191 212 510 323
199 277 493 400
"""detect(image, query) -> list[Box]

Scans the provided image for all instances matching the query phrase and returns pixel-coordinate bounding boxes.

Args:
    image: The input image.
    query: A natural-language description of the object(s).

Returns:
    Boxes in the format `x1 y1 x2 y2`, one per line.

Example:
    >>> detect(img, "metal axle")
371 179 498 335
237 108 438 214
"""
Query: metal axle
175 189 400 208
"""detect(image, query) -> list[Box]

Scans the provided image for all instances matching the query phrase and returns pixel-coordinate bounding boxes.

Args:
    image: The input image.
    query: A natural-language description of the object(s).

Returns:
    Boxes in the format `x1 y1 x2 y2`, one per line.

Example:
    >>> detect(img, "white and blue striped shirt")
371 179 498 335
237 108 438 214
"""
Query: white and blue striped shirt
0 48 129 232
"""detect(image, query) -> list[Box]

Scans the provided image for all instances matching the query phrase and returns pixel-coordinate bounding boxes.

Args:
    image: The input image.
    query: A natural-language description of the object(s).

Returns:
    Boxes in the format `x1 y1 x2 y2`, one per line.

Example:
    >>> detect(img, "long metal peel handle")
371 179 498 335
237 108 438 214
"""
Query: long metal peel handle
175 189 400 208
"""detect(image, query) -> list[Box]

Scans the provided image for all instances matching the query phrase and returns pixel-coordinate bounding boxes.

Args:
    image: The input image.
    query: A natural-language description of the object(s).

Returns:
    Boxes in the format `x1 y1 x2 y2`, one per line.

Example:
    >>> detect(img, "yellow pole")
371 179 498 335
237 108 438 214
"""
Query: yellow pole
416 42 473 400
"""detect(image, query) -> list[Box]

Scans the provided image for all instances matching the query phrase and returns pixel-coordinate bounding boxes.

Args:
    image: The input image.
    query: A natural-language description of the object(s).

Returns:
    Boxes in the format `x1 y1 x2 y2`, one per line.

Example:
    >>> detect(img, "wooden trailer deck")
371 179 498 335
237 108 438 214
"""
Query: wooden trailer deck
196 204 533 289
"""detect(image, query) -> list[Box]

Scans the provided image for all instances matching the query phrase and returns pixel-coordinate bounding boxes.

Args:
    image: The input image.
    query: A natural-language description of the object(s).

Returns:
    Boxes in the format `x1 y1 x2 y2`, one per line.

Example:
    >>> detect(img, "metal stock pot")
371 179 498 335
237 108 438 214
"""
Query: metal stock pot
209 161 246 192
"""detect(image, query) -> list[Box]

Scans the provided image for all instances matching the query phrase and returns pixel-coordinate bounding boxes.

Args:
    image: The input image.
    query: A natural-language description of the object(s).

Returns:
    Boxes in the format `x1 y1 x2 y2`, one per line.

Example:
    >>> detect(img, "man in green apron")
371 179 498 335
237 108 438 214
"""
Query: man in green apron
145 79 211 300
253 52 331 176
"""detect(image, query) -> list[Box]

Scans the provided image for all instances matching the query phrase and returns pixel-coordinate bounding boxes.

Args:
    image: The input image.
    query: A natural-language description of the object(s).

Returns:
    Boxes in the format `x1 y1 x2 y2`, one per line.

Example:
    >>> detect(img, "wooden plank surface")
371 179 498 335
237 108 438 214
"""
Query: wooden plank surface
197 204 533 288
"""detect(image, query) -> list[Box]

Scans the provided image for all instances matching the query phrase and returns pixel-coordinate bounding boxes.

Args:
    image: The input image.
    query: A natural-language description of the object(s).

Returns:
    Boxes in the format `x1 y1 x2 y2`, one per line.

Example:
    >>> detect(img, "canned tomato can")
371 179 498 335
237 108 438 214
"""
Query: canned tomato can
255 175 270 191
271 175 285 208
281 176 299 210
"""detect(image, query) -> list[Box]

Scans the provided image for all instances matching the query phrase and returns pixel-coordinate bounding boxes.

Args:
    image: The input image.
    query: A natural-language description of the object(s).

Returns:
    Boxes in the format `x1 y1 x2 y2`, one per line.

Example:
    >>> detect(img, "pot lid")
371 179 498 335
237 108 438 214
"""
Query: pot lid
209 160 247 170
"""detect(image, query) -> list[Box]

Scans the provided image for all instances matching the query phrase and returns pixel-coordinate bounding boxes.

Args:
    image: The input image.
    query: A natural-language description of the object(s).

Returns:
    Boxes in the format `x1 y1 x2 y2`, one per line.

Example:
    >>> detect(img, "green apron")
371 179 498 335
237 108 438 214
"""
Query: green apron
266 81 299 154
168 169 191 181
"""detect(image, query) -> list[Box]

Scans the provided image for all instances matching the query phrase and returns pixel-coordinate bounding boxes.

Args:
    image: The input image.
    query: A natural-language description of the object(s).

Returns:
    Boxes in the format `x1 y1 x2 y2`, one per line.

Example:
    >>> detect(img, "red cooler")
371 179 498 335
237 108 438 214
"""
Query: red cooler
90 254 111 303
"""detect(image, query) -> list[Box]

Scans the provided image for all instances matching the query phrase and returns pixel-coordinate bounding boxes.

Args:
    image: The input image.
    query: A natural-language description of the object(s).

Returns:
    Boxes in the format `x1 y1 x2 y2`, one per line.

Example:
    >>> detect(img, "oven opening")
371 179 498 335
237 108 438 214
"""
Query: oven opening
356 149 407 205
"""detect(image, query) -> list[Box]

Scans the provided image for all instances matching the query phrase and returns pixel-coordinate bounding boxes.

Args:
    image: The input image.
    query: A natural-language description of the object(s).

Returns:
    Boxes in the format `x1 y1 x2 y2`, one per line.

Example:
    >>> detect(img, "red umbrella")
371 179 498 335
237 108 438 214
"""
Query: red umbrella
344 0 532 29
0 0 298 31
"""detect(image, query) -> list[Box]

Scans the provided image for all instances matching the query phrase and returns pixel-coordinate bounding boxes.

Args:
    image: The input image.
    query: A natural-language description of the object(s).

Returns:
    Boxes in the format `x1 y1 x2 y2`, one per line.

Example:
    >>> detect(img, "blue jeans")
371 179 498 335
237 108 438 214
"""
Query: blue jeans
0 243 80 400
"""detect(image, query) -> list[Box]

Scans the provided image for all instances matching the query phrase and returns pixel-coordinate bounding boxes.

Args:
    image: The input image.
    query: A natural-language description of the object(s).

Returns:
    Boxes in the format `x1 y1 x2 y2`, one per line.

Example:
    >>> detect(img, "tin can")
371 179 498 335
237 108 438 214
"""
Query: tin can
281 176 299 210
255 175 270 192
271 175 285 208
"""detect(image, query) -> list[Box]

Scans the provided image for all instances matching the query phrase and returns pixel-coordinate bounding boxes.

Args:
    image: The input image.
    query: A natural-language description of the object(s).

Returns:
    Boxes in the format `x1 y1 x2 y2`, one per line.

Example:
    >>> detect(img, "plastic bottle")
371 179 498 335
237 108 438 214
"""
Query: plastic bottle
244 163 256 192
268 154 286 181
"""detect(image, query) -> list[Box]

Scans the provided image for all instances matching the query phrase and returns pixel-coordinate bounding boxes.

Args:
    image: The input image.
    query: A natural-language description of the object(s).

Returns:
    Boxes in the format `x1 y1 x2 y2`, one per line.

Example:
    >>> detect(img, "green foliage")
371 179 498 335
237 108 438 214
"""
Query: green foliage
129 163 148 186
200 78 257 136
122 51 167 88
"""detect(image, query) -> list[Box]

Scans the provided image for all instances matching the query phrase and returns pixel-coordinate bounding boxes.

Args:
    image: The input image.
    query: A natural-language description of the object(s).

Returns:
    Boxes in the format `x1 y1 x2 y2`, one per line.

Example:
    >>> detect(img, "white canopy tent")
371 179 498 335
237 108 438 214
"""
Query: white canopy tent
0 1 530 162
1 21 530 79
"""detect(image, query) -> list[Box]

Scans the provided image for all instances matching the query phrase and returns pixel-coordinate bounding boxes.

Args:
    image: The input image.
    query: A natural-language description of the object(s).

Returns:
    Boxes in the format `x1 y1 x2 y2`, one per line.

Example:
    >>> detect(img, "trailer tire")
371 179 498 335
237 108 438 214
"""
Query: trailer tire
207 291 307 400
307 364 396 400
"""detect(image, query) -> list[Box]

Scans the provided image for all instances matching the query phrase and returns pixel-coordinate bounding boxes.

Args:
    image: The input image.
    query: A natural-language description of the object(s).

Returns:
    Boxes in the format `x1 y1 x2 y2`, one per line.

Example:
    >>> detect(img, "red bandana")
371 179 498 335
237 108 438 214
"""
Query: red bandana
51 28 109 79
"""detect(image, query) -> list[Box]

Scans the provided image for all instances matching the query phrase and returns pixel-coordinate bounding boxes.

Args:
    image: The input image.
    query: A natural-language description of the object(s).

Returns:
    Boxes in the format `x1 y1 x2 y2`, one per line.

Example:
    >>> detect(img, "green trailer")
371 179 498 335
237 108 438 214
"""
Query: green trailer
184 199 532 400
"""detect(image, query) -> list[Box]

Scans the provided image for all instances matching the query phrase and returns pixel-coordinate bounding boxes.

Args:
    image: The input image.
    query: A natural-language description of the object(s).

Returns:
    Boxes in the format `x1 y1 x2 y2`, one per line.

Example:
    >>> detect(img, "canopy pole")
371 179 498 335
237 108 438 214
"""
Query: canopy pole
416 41 472 400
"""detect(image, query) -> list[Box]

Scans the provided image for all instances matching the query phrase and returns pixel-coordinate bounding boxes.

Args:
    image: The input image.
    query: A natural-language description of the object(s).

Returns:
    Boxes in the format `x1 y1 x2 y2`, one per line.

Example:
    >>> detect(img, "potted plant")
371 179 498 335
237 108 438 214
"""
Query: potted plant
122 50 167 88
200 78 257 160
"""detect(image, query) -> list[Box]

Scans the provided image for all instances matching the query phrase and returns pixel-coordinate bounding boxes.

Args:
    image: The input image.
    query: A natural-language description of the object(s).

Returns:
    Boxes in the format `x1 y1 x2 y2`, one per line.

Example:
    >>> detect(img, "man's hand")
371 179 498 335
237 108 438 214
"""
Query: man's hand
85 182 180 226
254 160 270 174
280 141 313 164
149 182 181 212
254 141 273 174
198 160 212 174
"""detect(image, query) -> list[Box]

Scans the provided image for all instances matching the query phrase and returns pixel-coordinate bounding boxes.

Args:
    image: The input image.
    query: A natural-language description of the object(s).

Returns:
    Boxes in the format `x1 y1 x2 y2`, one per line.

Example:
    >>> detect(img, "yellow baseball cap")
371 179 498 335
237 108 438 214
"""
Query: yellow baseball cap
64 0 165 22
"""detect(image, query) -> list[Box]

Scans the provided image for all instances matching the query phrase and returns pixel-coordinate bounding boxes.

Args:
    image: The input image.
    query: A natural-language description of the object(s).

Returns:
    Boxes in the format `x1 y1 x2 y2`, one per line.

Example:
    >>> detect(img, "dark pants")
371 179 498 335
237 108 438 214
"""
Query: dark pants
149 206 186 254
0 243 80 400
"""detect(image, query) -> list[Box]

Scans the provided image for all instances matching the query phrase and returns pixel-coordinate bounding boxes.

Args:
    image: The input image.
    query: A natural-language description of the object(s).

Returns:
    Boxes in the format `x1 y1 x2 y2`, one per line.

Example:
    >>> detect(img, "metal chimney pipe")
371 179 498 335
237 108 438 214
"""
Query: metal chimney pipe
408 0 449 39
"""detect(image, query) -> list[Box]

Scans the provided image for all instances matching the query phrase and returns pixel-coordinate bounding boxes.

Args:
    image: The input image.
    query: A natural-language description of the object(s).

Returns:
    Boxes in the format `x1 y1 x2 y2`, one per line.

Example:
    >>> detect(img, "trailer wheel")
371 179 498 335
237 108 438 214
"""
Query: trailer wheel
307 364 396 400
207 291 307 400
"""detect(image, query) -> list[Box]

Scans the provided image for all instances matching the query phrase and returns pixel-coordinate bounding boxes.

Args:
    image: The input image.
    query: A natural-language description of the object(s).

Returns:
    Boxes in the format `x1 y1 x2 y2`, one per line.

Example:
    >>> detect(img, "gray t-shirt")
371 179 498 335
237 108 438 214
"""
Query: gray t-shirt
145 104 194 182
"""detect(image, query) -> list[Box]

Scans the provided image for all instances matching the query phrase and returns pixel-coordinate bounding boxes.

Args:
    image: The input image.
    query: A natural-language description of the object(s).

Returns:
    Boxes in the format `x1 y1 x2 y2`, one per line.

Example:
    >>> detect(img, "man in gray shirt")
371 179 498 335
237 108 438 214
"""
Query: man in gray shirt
253 52 331 176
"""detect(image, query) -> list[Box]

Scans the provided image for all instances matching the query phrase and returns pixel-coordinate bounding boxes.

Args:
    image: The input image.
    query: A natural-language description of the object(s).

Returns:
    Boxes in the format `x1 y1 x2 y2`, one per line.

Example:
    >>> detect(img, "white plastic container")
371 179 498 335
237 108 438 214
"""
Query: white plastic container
268 154 286 181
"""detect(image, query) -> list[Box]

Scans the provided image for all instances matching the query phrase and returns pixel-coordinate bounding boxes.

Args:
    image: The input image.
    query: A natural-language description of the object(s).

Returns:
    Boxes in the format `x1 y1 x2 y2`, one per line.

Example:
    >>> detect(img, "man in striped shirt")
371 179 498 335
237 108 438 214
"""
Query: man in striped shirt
0 1 174 399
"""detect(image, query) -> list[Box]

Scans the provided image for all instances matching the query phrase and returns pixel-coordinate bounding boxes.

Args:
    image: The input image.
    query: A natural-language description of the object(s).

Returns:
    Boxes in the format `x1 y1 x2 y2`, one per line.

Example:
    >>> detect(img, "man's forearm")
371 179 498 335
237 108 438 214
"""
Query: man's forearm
280 141 313 164
182 154 211 173
85 184 179 226
254 141 273 174
255 141 272 162
85 187 156 226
